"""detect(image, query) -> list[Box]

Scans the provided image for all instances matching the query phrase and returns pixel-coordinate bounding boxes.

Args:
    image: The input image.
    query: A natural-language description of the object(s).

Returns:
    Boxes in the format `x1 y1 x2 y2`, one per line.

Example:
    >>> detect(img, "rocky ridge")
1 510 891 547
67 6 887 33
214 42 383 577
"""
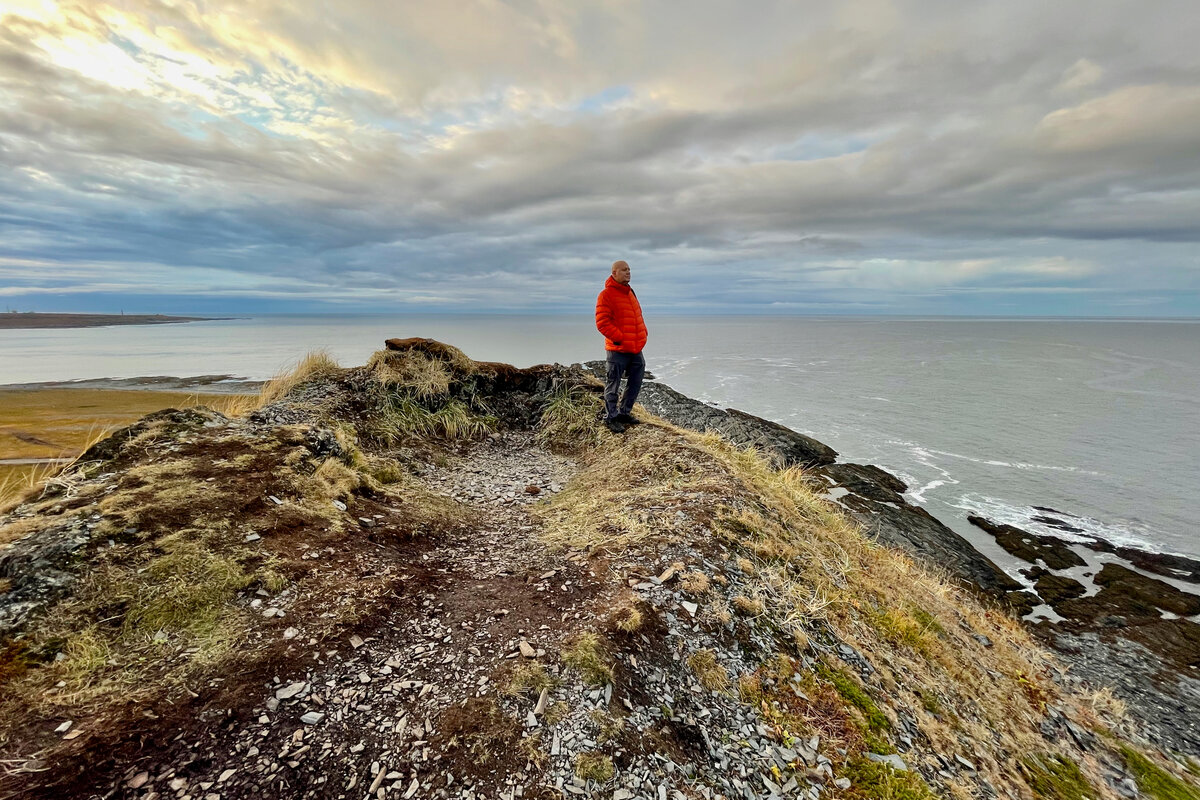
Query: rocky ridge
0 341 1196 800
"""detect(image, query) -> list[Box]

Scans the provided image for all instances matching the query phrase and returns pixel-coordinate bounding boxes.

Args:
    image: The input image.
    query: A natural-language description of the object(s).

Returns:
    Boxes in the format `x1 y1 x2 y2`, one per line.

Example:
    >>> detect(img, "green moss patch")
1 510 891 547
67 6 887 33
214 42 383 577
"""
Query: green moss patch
1121 747 1200 800
816 662 890 732
840 755 934 800
1021 754 1097 800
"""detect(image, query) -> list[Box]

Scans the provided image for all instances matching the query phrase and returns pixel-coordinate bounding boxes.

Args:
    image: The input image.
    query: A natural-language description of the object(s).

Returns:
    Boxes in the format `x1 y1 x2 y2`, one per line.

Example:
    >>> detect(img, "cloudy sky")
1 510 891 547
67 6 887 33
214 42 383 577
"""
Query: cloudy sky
2 0 1199 316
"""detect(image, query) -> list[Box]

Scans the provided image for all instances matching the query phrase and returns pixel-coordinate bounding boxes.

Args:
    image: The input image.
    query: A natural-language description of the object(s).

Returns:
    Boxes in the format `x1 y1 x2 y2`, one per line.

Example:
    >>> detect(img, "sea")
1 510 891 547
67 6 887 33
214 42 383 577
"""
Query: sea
2 314 1197 563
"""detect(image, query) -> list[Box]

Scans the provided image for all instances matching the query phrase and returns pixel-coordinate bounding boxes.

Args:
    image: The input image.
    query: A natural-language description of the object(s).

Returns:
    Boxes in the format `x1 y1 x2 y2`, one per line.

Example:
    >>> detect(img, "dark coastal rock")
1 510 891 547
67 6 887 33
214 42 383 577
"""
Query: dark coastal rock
815 463 907 501
584 366 838 468
1051 564 1200 670
1081 538 1200 585
813 464 1024 597
967 515 1086 570
1004 591 1040 618
1088 563 1200 617
1033 574 1087 606
1029 515 1085 534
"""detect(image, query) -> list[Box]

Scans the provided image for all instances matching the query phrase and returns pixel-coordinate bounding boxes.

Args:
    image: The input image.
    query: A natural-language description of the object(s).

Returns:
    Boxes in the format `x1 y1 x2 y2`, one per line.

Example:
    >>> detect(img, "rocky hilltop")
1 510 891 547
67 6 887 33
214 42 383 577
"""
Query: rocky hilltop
0 339 1197 800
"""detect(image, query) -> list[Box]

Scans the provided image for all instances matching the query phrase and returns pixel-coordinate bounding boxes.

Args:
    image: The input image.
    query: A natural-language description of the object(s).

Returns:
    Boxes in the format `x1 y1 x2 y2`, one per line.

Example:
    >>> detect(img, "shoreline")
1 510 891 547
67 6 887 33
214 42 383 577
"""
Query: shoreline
0 375 265 394
0 312 230 329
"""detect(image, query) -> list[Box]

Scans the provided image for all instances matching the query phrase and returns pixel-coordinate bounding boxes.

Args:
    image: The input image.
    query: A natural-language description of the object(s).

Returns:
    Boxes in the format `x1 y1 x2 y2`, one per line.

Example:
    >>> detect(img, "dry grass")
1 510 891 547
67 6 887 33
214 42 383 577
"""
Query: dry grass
370 397 494 443
367 348 458 398
609 599 645 633
680 570 711 596
539 414 1066 796
685 432 1064 792
1 423 114 513
574 752 614 783
687 649 730 691
505 662 559 697
534 423 741 552
536 383 605 453
258 349 342 406
561 632 613 686
203 393 260 418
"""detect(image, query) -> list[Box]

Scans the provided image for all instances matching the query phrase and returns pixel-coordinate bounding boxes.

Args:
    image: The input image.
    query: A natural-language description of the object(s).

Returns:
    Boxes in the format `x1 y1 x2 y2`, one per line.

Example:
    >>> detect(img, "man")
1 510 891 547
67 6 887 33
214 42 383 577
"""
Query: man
594 260 647 434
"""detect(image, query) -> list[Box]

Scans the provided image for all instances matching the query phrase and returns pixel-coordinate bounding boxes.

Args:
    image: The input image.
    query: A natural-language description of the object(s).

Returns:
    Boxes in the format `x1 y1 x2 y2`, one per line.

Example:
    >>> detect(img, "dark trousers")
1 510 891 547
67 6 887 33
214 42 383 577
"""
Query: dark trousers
604 351 645 420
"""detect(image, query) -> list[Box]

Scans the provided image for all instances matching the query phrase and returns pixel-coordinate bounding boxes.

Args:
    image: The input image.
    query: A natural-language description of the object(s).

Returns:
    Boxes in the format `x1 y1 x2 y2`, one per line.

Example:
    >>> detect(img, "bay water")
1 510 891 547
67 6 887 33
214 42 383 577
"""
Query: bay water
2 314 1196 561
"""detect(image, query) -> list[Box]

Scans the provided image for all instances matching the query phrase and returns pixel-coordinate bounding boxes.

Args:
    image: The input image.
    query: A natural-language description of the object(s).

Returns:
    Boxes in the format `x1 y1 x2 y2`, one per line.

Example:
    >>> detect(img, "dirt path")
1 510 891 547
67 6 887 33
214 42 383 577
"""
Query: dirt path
99 434 611 800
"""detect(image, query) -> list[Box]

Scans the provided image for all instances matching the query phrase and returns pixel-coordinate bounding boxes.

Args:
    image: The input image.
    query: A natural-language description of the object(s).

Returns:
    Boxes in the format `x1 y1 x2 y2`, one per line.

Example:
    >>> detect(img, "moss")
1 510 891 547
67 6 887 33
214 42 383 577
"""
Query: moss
1020 754 1097 800
562 632 614 686
1120 747 1200 800
816 662 890 732
575 752 614 783
840 755 934 800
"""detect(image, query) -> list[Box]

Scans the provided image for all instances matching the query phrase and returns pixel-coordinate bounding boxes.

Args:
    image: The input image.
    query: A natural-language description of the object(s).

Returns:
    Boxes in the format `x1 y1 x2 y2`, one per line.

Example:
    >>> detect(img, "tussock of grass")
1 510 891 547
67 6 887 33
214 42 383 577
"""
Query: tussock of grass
506 662 559 697
609 598 644 633
869 606 940 658
733 593 766 616
259 350 341 406
575 752 614 782
367 348 458 398
680 570 711 595
369 397 494 443
536 383 605 453
588 709 626 743
562 632 613 686
1020 754 1097 800
1120 747 1200 800
687 649 730 692
295 457 363 502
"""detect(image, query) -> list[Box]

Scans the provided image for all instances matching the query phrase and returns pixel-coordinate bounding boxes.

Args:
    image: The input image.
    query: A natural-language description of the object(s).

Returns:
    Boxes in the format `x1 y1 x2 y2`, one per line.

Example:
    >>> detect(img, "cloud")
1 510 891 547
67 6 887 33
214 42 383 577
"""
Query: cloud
1 0 1199 315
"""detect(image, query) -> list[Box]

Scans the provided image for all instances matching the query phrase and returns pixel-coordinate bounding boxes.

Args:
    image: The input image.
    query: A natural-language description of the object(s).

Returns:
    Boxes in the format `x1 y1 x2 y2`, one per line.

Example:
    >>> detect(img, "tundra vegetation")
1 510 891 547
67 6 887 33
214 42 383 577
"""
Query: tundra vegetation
0 339 1195 800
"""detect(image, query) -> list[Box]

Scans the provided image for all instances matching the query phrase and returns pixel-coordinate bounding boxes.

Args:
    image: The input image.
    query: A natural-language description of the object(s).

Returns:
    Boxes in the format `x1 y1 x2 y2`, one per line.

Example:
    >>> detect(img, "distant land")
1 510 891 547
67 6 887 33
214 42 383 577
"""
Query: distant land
0 312 225 329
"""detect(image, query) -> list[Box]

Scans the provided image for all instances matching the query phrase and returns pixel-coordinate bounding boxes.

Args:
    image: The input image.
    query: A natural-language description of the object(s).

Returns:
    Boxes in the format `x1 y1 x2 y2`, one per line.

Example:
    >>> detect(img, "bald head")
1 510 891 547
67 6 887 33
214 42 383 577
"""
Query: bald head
611 260 631 285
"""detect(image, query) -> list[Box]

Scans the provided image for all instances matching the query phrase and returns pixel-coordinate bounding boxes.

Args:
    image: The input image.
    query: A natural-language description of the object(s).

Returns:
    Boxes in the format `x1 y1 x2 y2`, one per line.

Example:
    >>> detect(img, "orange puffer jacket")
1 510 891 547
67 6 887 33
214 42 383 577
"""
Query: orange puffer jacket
595 276 648 353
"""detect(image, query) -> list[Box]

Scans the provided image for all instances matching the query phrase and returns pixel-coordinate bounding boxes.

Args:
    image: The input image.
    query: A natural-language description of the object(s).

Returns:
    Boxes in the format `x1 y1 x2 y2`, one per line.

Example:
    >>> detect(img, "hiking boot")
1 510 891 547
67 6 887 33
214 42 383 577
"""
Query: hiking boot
604 418 627 434
616 413 642 426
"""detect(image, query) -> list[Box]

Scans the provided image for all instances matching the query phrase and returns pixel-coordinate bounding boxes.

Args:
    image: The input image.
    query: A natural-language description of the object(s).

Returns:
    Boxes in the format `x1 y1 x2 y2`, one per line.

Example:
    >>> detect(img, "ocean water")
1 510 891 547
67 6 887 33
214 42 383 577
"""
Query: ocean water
2 314 1197 560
